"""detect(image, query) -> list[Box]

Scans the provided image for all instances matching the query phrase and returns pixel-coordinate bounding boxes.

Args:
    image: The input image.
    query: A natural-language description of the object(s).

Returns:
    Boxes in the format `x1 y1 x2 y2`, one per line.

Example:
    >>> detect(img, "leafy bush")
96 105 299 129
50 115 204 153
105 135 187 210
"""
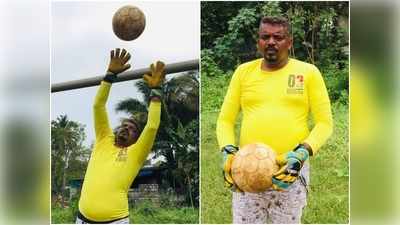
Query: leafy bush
321 60 349 103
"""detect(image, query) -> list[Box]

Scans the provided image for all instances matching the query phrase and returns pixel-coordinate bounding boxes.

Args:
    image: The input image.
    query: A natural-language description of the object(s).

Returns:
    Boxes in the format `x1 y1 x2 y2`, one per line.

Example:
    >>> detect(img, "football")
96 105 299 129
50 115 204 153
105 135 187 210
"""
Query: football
231 143 278 193
112 5 146 41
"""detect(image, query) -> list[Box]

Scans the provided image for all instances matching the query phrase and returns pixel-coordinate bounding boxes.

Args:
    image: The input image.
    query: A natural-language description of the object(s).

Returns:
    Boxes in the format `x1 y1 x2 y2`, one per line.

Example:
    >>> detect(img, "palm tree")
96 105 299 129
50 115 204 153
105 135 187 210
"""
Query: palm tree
51 115 86 205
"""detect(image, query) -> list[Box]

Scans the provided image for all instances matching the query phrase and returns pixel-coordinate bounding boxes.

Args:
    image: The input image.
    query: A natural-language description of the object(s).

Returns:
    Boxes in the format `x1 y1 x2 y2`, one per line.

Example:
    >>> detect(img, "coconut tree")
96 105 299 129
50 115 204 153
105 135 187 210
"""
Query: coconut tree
51 115 86 205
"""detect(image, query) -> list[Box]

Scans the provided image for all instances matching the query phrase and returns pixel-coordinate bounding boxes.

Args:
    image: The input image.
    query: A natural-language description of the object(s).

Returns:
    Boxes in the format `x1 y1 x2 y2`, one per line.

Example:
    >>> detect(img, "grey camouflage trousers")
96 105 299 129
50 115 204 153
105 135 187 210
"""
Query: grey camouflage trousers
76 217 129 224
232 164 309 224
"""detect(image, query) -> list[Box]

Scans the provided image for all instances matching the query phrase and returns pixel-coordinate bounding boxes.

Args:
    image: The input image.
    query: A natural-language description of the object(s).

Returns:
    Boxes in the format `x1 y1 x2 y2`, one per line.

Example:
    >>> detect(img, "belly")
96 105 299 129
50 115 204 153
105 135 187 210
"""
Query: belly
239 107 309 154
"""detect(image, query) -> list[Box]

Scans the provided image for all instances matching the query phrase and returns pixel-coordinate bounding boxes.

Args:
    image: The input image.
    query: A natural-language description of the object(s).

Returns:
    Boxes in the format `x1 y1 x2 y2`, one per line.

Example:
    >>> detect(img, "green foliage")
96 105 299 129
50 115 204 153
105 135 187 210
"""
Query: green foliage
129 200 198 224
200 49 223 77
261 1 282 17
52 206 74 224
213 7 259 71
51 115 89 197
201 1 349 109
321 60 349 103
201 2 252 49
201 104 349 223
51 196 79 224
69 197 80 222
201 71 231 112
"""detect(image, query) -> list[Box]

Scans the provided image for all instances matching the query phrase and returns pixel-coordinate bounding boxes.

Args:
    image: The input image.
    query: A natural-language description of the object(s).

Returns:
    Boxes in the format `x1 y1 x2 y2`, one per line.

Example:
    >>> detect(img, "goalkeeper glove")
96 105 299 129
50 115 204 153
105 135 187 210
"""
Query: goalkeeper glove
221 145 241 191
104 48 131 83
272 144 310 190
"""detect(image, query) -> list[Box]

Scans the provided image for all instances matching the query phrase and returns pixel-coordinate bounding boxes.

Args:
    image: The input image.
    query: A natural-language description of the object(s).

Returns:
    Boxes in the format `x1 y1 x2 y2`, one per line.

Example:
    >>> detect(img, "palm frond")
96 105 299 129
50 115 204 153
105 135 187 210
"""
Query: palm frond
135 80 151 100
115 98 148 115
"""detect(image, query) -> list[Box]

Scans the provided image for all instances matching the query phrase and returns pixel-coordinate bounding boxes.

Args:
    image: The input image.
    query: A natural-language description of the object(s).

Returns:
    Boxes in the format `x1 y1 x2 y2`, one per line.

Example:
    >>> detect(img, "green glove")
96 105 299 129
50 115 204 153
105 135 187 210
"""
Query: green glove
272 144 309 190
104 48 131 83
221 145 241 191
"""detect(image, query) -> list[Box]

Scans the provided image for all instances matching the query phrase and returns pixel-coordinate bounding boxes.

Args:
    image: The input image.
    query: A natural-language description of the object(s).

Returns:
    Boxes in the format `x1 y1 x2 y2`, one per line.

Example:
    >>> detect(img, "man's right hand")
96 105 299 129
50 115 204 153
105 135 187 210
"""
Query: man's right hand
221 145 240 191
104 48 131 83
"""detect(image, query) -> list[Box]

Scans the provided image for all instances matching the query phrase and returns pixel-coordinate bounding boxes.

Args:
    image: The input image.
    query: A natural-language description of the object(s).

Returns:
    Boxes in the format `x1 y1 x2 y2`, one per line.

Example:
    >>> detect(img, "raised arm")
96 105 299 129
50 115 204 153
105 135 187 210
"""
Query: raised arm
94 48 131 141
93 81 113 140
130 61 165 165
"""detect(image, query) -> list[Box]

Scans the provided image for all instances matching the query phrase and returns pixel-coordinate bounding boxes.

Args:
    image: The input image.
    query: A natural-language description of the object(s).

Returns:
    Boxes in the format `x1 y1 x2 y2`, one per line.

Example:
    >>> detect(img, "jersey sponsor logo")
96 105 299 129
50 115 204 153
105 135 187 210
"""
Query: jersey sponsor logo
116 148 128 162
287 74 304 94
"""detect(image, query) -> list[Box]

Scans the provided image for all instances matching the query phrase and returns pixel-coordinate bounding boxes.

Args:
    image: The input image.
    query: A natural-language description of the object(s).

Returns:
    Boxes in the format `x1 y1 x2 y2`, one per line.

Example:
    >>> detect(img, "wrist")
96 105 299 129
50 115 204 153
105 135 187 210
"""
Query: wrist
103 71 117 83
292 145 309 162
300 143 313 156
221 145 238 154
149 88 162 99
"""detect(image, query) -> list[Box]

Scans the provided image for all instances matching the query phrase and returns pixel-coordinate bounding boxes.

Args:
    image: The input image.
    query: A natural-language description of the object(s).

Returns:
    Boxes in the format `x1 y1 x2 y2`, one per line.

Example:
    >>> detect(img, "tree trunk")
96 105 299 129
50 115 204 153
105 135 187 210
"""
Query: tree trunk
60 138 71 207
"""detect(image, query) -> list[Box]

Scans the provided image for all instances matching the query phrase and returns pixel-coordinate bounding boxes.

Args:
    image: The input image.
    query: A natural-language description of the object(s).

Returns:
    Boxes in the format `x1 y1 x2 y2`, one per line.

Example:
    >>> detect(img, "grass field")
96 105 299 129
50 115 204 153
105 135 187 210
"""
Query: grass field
200 103 349 223
51 201 199 224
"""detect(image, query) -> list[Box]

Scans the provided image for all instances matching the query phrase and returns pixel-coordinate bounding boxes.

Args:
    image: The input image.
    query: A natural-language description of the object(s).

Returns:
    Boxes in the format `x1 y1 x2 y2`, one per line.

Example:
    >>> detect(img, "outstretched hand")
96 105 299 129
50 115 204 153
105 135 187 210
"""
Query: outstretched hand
143 61 165 89
107 48 131 75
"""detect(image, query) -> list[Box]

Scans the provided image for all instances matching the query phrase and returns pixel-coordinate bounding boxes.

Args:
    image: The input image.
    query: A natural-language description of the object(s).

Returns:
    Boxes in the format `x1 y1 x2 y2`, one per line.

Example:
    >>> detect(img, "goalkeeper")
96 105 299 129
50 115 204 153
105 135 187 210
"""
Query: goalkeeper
217 16 333 224
76 48 165 224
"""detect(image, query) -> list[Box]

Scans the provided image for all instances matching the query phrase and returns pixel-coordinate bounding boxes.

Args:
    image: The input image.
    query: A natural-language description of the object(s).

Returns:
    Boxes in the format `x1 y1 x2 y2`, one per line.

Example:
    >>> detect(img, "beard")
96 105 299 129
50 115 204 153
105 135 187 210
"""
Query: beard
264 53 279 65
263 47 279 65
116 129 129 142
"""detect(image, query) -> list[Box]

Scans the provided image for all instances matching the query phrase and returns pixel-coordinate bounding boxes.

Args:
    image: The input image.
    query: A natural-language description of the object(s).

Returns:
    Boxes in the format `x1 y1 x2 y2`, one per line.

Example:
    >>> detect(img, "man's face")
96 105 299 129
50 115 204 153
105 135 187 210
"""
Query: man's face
257 23 292 66
116 121 139 147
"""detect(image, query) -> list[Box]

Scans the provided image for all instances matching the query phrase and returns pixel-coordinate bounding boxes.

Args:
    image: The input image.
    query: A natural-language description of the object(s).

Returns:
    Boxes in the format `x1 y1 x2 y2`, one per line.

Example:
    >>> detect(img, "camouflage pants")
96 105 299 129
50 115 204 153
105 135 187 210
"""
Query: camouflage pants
232 164 309 224
76 216 129 224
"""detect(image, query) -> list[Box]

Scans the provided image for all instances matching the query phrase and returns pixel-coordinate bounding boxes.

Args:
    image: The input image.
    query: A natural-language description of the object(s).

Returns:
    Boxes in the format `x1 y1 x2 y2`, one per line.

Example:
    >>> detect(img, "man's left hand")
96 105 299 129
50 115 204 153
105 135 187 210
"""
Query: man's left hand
272 145 309 190
143 61 166 89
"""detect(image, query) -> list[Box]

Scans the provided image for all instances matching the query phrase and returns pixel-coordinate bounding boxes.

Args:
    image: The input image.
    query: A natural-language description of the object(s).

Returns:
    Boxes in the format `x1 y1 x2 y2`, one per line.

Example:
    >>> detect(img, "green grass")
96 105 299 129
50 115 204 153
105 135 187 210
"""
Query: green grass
200 103 349 224
130 201 198 224
51 206 75 224
51 201 198 224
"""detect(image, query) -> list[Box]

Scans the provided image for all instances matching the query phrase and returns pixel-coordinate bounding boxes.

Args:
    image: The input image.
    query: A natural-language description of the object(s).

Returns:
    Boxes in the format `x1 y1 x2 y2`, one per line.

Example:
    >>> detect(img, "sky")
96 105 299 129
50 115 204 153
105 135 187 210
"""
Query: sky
51 1 200 147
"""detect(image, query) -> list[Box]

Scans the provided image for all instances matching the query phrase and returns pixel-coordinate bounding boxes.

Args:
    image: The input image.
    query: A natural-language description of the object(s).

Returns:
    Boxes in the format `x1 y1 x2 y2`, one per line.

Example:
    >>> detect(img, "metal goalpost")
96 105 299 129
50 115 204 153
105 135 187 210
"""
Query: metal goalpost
51 59 199 93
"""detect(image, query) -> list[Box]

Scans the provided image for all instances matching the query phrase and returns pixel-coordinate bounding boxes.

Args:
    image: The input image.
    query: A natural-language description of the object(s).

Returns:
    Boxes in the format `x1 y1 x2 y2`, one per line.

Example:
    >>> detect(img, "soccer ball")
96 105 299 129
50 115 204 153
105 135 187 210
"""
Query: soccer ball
231 143 279 193
112 5 146 41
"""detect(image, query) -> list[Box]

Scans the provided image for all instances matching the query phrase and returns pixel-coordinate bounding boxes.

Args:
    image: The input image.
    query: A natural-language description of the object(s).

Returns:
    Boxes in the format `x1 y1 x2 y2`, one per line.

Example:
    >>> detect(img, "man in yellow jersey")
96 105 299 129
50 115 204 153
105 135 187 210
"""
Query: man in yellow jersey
217 16 333 223
76 48 165 224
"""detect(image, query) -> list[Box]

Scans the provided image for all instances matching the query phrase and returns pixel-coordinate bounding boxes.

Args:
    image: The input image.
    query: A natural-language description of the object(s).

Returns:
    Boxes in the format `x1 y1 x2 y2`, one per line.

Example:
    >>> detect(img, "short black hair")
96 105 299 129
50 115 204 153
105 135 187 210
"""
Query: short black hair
120 113 147 134
259 16 291 35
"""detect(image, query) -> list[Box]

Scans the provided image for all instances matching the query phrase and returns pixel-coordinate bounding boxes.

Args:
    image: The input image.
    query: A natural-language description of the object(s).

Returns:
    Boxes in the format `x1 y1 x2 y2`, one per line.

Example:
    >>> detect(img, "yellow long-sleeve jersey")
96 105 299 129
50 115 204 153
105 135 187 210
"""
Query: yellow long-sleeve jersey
217 58 333 155
78 81 161 222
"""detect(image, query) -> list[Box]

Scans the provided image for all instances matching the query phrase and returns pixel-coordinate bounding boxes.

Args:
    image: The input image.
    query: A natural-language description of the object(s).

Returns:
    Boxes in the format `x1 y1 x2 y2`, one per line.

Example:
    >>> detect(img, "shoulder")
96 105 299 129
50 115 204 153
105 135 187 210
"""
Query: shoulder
290 58 319 71
289 58 322 80
233 58 262 79
236 58 262 71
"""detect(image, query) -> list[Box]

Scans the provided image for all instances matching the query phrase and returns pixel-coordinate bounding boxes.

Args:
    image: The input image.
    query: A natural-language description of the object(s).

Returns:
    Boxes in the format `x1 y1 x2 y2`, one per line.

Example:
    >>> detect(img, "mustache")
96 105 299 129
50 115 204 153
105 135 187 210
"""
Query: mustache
118 128 129 134
265 46 277 52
